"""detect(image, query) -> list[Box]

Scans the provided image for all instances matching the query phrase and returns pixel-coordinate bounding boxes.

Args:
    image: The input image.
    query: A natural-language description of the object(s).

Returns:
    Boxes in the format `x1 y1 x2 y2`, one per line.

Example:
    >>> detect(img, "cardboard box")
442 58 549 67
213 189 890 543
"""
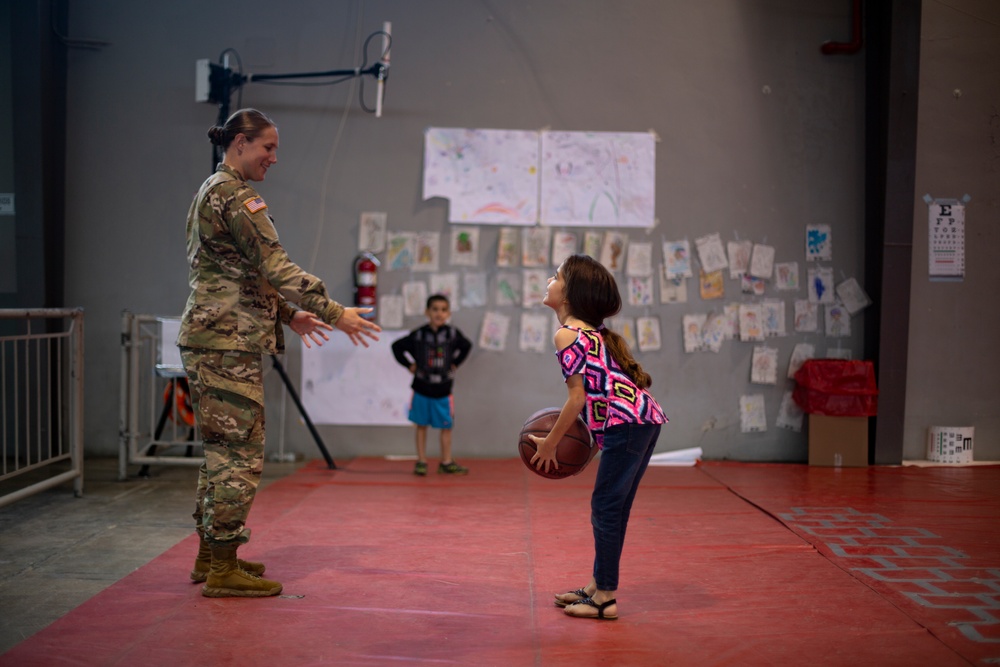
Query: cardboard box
808 414 868 467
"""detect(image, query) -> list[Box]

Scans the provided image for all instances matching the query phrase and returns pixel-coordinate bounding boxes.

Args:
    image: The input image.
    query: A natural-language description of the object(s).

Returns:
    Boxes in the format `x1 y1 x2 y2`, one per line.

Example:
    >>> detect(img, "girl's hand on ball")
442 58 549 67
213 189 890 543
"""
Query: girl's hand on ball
529 435 559 472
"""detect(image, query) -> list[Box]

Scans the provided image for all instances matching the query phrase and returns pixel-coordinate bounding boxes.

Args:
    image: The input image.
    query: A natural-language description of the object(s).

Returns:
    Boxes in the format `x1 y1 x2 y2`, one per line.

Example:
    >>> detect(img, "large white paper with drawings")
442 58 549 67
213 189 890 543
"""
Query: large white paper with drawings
423 128 539 224
300 331 413 426
540 131 656 228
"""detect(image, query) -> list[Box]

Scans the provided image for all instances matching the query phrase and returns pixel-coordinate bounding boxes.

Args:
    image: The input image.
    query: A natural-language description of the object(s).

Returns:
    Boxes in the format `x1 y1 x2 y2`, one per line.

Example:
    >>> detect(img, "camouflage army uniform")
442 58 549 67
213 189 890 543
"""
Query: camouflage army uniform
177 163 344 546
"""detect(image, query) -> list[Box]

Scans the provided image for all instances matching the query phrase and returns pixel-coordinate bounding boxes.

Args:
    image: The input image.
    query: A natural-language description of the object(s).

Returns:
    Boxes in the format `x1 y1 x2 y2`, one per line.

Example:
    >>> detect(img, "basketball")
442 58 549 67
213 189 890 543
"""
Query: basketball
518 407 596 479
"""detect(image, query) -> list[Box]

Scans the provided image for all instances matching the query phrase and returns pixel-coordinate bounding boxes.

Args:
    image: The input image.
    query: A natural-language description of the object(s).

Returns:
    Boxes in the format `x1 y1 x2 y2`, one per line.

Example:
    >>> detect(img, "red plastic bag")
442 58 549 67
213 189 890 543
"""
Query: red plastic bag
793 360 878 416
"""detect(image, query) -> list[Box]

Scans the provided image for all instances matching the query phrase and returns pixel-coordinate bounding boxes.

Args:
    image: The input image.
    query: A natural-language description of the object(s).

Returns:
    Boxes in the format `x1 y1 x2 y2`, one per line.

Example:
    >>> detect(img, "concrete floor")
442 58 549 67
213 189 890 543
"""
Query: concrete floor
0 457 302 655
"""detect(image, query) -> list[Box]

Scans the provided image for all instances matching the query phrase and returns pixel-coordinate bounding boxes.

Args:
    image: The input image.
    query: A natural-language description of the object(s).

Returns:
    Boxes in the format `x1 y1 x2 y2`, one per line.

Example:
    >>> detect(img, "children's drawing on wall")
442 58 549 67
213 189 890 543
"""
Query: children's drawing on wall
806 223 832 262
636 316 661 352
519 312 549 353
358 211 387 253
775 262 799 291
521 227 551 267
583 231 602 259
739 394 767 433
703 313 728 352
423 127 538 225
496 227 519 267
739 303 764 342
429 273 460 311
826 347 852 359
494 272 521 307
449 227 479 267
776 390 804 432
379 294 404 329
386 231 415 271
749 243 775 280
761 300 786 337
724 303 740 339
551 232 578 267
626 241 653 276
793 300 819 333
402 281 428 316
413 232 441 272
728 239 752 279
522 268 549 307
600 231 628 272
682 314 706 353
699 269 724 300
787 342 815 379
461 272 488 308
663 239 692 278
696 232 729 274
660 269 688 303
539 130 656 228
808 266 835 303
740 274 766 295
751 346 778 385
479 311 511 351
610 316 637 350
835 277 872 314
627 276 654 306
825 304 851 337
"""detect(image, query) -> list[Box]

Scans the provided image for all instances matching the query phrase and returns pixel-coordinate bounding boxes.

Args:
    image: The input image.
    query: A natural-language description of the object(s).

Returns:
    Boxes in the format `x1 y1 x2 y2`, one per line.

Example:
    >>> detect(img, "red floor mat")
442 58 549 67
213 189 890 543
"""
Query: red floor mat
3 459 992 666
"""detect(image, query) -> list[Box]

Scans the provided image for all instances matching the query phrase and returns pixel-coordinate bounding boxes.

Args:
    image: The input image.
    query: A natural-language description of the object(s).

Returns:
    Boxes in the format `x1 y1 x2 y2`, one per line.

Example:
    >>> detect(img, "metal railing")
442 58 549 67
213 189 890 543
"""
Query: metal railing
0 308 85 508
118 312 202 481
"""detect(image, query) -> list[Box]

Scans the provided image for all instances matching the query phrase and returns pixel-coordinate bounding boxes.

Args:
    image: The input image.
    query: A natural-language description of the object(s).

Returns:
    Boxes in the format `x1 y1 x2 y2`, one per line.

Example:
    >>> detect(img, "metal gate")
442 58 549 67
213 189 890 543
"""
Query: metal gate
118 311 202 481
0 308 85 508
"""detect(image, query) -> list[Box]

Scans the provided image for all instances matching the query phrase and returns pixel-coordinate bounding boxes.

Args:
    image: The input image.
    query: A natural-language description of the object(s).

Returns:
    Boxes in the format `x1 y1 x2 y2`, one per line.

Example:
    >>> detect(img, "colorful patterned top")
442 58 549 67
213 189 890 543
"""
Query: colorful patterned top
557 326 667 447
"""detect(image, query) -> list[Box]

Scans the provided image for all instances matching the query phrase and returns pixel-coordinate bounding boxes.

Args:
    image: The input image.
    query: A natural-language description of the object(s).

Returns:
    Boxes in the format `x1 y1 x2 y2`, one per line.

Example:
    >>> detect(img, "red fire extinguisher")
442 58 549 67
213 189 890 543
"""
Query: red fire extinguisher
353 252 380 320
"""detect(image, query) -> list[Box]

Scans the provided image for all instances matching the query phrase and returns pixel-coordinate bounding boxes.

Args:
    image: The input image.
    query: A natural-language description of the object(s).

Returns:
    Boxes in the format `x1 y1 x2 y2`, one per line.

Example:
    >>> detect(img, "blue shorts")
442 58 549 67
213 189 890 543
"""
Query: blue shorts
408 393 454 429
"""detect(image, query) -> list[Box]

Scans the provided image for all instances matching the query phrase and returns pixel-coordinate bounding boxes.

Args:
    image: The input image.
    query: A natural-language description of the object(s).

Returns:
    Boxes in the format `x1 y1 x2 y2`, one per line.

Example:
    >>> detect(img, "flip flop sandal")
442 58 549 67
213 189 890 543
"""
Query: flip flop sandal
564 597 618 620
554 588 590 608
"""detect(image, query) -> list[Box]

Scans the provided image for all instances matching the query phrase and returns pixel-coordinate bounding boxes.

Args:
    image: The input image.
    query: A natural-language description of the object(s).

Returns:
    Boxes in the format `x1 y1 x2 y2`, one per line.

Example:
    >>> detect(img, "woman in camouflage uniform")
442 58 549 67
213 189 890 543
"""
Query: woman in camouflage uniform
177 108 380 598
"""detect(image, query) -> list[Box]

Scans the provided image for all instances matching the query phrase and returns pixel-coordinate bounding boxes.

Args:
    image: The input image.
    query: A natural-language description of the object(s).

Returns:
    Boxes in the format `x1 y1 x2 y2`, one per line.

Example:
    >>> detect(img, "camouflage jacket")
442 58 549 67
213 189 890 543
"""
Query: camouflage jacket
177 164 344 353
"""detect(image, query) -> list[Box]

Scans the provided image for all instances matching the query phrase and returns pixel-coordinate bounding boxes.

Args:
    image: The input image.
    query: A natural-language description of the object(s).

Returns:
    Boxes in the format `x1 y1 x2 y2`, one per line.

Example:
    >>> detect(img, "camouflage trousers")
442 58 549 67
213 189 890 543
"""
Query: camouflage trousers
179 347 266 546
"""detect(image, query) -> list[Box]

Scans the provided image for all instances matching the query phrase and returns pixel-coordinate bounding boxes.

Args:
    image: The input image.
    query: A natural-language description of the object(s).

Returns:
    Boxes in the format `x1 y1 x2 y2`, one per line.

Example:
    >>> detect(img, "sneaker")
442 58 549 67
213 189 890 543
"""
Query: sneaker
437 461 468 475
414 461 428 476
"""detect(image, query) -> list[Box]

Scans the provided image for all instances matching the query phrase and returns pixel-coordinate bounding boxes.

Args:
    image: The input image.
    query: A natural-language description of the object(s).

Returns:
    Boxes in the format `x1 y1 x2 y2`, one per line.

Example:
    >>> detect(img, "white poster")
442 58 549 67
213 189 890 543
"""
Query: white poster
300 332 413 425
928 201 965 279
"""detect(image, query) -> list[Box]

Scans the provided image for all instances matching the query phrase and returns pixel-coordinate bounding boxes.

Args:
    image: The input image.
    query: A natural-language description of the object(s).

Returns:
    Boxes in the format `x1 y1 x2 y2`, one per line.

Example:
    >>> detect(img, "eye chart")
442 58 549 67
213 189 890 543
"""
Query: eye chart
928 201 965 280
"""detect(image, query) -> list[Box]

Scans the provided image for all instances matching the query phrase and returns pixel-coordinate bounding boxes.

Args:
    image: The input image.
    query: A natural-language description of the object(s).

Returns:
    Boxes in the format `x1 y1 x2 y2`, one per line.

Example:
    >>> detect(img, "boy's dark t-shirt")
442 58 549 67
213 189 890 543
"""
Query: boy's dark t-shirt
391 324 472 398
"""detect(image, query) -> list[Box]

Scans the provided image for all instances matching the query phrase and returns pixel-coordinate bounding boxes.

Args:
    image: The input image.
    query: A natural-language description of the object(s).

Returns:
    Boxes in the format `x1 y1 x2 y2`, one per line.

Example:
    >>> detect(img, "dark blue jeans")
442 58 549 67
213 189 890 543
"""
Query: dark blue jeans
591 422 661 591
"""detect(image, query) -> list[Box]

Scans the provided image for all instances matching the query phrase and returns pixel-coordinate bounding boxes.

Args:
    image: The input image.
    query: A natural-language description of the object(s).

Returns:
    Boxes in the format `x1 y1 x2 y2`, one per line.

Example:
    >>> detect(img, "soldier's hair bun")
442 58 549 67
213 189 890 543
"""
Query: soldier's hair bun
207 126 228 146
206 109 274 150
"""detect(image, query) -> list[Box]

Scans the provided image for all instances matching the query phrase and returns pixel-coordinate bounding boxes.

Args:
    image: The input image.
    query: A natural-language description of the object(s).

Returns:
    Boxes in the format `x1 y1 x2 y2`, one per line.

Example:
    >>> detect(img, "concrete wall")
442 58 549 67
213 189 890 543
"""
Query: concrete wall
905 1 1000 460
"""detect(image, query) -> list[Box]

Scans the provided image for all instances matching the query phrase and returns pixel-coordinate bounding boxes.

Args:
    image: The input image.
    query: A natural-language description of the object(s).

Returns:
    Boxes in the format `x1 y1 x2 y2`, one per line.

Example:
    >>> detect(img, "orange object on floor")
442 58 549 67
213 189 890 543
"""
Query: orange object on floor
1 459 996 666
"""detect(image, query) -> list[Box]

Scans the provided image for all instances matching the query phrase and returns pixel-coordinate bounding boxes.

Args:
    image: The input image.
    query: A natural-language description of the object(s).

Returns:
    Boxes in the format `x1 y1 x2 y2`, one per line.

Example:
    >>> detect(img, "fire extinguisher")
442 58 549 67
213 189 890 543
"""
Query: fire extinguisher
353 251 380 320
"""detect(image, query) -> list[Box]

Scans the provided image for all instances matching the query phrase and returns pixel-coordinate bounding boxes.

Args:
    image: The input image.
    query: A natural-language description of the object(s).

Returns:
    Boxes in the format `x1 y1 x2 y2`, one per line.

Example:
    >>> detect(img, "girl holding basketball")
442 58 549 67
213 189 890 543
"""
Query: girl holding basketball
530 254 667 620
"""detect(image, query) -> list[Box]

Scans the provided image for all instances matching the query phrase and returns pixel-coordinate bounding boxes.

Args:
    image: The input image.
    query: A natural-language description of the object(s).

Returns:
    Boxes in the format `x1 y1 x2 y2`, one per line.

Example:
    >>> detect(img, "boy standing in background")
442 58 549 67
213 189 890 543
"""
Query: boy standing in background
392 294 473 475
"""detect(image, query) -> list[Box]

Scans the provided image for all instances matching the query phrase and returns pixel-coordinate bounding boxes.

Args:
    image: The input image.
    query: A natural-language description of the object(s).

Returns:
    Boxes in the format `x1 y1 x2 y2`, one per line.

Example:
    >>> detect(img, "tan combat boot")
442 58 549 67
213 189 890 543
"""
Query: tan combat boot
190 532 266 582
202 542 283 598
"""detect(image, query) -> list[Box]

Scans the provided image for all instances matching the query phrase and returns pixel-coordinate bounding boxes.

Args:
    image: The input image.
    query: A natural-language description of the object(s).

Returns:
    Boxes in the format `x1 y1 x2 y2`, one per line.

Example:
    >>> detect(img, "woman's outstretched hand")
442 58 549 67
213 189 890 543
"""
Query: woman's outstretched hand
335 307 382 347
290 310 333 348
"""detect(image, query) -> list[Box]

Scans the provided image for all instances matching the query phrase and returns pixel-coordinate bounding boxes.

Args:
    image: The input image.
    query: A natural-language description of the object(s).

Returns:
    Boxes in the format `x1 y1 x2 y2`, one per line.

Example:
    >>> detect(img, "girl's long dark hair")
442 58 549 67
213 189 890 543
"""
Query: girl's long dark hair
561 254 653 389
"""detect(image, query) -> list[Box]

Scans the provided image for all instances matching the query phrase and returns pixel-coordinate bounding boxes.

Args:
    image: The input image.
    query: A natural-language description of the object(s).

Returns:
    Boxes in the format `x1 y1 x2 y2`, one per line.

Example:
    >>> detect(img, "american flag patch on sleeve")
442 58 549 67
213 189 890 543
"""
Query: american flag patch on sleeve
243 197 267 214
